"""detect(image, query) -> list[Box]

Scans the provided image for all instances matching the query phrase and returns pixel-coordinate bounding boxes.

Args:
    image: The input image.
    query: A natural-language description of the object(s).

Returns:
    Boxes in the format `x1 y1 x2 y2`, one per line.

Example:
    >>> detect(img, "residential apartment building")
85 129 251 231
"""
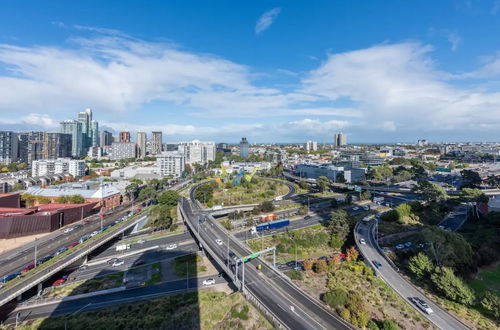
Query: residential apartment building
0 131 18 165
178 140 215 164
109 142 136 160
31 159 86 178
304 140 318 152
334 133 347 147
99 130 113 147
43 133 72 159
156 152 185 178
136 132 147 158
240 137 249 158
119 131 131 143
151 131 163 155
18 131 44 164
60 120 84 157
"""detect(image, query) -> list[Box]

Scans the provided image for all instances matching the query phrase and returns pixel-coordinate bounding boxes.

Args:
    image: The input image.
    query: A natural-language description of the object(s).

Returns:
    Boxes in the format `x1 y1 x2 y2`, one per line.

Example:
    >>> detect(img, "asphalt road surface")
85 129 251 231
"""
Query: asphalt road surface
355 221 469 330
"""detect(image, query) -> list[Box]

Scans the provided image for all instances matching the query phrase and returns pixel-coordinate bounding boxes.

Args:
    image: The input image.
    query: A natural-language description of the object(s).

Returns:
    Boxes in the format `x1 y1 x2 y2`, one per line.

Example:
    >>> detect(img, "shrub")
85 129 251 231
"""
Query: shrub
313 259 328 273
367 319 380 330
330 234 344 249
288 269 303 281
408 253 434 279
381 319 399 330
381 210 398 222
322 288 347 308
337 307 351 321
479 291 500 320
303 259 313 271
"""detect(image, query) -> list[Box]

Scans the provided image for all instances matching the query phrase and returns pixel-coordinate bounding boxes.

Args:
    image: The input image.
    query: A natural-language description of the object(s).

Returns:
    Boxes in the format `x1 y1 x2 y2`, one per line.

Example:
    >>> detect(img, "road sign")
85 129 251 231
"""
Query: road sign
242 252 260 262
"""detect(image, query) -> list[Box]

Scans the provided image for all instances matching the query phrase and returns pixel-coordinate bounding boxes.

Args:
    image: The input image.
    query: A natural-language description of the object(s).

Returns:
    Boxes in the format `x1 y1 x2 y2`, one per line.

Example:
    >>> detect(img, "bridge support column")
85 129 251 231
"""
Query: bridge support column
37 282 43 296
16 293 22 301
83 254 88 264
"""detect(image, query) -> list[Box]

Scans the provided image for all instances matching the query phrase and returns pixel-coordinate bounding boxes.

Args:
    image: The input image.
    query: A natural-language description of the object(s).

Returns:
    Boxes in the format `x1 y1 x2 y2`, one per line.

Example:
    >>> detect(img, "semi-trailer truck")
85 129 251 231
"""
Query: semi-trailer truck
251 219 290 234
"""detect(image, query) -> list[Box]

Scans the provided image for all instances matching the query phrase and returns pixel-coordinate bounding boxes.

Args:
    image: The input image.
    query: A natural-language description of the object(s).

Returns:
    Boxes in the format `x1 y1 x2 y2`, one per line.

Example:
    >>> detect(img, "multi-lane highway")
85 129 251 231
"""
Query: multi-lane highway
355 221 469 330
185 181 352 330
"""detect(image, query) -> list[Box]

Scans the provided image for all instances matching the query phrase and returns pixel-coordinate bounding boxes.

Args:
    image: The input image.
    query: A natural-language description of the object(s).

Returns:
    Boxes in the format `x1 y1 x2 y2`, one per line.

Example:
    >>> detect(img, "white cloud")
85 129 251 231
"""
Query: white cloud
301 42 500 133
255 8 281 35
447 33 461 51
0 113 58 130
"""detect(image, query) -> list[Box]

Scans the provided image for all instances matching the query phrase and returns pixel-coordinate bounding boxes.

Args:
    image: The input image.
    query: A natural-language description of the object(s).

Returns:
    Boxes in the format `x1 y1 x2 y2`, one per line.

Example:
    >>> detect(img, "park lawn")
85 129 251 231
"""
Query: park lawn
468 264 500 296
15 290 273 330
210 179 289 206
247 224 338 263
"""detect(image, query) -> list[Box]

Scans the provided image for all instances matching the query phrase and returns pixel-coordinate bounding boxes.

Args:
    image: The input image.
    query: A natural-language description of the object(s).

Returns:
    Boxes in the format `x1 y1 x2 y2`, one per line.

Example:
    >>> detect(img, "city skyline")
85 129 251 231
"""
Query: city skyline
2 1 500 142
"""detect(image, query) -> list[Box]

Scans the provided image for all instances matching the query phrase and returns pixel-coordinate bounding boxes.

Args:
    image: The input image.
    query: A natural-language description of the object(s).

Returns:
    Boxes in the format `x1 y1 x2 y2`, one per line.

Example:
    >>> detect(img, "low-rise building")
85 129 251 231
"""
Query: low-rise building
32 159 86 178
295 163 366 183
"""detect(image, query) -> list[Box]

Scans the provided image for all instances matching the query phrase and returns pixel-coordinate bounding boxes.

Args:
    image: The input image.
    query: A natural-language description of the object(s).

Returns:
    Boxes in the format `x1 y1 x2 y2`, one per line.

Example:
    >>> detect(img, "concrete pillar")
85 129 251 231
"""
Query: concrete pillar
37 282 43 296
16 293 22 301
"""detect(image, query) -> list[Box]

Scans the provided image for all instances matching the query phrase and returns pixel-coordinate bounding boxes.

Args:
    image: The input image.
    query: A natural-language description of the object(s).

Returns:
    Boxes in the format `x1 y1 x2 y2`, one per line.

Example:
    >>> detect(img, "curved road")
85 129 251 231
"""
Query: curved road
355 221 469 330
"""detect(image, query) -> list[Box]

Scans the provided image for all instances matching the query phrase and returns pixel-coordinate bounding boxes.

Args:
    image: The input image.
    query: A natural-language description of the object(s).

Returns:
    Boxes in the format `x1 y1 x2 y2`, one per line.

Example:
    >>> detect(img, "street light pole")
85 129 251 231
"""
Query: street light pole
34 238 38 268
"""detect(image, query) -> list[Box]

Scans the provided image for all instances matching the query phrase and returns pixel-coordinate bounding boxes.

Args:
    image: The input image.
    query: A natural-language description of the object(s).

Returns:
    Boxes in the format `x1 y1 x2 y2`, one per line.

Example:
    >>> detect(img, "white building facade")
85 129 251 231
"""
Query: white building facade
178 140 215 165
156 152 186 178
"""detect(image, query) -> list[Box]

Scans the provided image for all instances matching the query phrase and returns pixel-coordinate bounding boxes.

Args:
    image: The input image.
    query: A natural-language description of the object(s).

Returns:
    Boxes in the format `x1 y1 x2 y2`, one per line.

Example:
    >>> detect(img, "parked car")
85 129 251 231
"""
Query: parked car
202 278 215 286
112 260 124 267
1 273 20 283
37 255 52 265
352 207 359 211
54 247 68 256
410 297 434 314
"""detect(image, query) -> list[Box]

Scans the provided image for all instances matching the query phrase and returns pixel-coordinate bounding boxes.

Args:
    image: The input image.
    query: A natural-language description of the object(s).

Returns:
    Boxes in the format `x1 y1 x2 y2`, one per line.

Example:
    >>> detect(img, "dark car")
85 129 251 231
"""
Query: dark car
372 260 382 268
133 260 145 267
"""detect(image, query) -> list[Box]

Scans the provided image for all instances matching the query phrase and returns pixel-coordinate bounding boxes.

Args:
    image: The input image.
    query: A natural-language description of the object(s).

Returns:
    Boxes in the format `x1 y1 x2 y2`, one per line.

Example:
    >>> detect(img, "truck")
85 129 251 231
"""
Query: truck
259 214 278 221
251 219 290 234
116 244 131 252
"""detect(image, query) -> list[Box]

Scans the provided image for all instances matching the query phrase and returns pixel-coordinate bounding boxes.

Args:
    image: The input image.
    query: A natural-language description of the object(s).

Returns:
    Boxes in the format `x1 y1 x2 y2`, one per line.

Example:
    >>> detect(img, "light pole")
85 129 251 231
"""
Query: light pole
227 235 230 272
295 242 298 269
34 238 38 268
65 303 91 330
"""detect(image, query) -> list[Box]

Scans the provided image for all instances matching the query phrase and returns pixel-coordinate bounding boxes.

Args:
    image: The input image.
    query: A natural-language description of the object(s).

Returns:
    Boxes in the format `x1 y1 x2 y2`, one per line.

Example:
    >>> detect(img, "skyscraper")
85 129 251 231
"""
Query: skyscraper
78 108 93 152
0 131 18 165
18 131 44 164
99 130 113 147
136 132 147 158
119 131 131 143
90 120 99 147
60 120 83 157
240 137 249 158
334 133 347 147
43 133 72 159
151 131 163 155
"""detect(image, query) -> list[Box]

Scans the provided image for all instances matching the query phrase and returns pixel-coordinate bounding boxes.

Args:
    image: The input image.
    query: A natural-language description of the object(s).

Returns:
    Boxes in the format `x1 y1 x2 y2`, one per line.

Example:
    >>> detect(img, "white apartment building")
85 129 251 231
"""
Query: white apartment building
156 152 185 178
304 140 318 152
109 142 137 160
178 140 215 165
32 159 86 178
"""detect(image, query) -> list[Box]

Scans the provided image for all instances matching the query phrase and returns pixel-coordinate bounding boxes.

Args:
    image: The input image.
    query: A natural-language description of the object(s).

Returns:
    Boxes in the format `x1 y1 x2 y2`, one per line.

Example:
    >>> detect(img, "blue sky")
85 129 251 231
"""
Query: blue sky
1 1 500 143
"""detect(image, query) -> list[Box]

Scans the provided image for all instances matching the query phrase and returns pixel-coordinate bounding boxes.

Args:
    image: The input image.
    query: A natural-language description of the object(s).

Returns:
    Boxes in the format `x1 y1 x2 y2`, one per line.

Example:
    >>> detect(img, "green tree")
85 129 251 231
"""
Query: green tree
158 190 180 206
360 190 371 201
335 172 346 183
484 174 500 188
408 253 434 279
322 288 347 308
381 319 399 330
297 205 308 215
194 184 214 203
298 180 309 190
460 169 482 188
68 195 85 204
125 182 140 201
316 176 331 192
148 204 174 229
313 259 328 273
430 267 475 305
327 210 351 241
479 291 500 320
138 187 158 201
11 183 24 192
55 195 70 203
21 193 36 207
460 188 488 203
329 234 344 249
368 165 393 181
412 180 447 202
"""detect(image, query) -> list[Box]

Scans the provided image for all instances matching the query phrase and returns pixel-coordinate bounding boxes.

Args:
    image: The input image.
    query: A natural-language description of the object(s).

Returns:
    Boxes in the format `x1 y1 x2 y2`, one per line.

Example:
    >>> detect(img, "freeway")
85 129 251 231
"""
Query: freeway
3 274 229 325
186 183 351 330
355 221 469 330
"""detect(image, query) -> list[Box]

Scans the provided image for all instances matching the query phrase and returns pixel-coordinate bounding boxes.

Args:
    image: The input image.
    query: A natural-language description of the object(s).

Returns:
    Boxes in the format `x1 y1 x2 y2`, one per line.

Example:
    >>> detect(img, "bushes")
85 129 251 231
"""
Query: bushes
408 253 434 280
337 307 351 321
430 267 476 305
329 234 344 249
322 288 347 308
381 319 399 330
313 259 328 273
381 210 398 222
288 269 304 281
303 259 313 271
479 291 500 320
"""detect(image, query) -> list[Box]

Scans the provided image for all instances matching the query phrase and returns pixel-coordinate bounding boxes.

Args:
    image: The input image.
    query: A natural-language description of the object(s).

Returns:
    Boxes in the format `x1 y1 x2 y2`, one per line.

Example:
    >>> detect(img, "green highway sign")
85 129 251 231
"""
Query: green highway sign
242 252 260 262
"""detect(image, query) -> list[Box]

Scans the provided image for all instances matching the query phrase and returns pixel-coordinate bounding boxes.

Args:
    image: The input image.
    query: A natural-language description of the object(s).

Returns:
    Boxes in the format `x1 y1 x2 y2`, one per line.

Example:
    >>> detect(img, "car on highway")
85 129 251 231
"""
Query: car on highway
1 273 21 284
215 239 223 245
410 297 434 314
78 265 88 271
79 234 91 244
112 260 124 267
90 230 100 237
202 278 215 286
372 260 382 268
52 277 67 287
68 241 79 249
166 243 177 250
63 227 74 234
107 257 119 264
137 239 146 244
404 242 412 248
21 264 35 273
54 247 68 256
359 238 366 245
395 244 405 249
133 260 145 267
37 255 52 265
304 215 312 220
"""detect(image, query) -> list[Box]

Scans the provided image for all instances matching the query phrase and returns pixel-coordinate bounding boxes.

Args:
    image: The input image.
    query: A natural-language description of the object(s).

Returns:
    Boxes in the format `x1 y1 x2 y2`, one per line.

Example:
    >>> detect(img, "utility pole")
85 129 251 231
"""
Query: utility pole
34 238 38 268
227 235 230 272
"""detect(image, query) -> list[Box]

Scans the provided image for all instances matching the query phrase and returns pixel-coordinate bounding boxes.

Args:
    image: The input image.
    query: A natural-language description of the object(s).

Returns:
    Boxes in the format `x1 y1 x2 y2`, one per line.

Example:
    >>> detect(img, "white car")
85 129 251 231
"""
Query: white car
166 244 177 250
202 278 215 286
112 260 124 267
352 207 359 211
359 238 366 245
63 227 73 234
215 239 223 246
137 239 146 244
410 297 434 314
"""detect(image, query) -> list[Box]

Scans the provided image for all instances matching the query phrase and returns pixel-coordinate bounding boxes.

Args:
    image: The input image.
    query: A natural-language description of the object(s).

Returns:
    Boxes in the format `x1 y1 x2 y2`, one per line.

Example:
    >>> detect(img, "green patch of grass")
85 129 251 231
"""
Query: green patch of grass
145 262 162 285
174 254 205 277
468 265 500 296
230 304 250 320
